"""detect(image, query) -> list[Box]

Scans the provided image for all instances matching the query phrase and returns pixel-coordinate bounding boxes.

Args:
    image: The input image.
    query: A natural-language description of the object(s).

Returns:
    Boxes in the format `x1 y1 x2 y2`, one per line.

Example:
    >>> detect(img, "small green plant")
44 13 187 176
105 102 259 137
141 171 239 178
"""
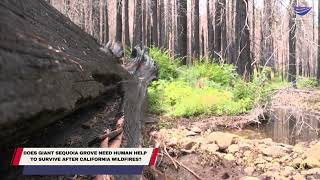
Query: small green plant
178 62 237 87
297 76 318 88
149 47 180 80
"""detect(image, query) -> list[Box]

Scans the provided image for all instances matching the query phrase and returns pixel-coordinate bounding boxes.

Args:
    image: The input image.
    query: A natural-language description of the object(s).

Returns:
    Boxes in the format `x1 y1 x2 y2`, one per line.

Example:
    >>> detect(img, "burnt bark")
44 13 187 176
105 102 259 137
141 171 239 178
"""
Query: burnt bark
115 0 123 43
124 0 131 47
317 0 320 83
166 0 172 49
104 0 109 44
207 0 214 58
235 0 251 80
177 0 188 64
133 0 143 47
151 0 158 46
251 0 256 68
214 0 222 60
0 1 157 179
288 0 297 83
221 0 227 60
261 0 275 69
159 0 166 48
192 0 200 58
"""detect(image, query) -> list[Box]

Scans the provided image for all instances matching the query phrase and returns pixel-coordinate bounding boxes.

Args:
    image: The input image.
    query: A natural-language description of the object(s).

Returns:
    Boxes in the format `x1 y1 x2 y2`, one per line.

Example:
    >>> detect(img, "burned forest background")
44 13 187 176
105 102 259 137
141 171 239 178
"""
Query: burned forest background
47 0 320 82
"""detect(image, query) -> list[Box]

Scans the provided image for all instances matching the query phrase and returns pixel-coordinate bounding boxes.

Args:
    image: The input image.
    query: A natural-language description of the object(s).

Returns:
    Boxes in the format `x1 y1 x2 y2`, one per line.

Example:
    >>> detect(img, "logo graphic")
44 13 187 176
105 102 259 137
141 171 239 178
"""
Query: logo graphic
294 6 312 16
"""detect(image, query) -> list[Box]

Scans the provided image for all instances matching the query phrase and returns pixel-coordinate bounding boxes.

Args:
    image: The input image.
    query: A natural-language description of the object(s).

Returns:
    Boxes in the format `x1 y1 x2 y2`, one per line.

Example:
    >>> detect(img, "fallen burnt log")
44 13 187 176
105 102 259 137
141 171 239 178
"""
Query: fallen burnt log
0 0 157 179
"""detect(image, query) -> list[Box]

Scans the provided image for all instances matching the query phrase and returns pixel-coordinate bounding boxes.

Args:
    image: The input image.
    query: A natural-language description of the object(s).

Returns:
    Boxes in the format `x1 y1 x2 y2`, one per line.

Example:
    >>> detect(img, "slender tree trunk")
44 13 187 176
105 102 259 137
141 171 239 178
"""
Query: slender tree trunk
99 0 105 45
192 0 200 59
124 0 130 47
115 0 122 43
251 0 255 69
221 0 227 60
317 0 320 83
84 0 93 35
151 0 158 46
133 0 142 47
177 0 188 64
172 0 178 56
312 0 315 76
104 0 109 44
207 0 214 58
235 0 251 80
288 0 297 84
201 28 205 58
214 0 222 60
261 0 275 71
142 0 146 46
147 1 152 47
92 1 100 40
230 0 236 64
159 0 165 47
166 0 172 50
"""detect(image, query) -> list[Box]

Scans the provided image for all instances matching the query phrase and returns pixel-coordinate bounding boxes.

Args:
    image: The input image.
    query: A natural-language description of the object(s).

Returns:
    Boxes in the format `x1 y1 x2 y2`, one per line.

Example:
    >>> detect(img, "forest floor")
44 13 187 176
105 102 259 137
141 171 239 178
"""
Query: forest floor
143 88 320 180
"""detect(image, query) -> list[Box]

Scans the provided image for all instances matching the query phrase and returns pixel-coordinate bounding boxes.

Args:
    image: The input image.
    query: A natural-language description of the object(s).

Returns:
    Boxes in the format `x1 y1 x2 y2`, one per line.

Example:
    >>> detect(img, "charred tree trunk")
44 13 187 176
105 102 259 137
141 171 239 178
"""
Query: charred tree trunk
104 0 109 44
221 0 227 60
201 28 205 57
166 0 172 50
214 0 222 60
99 0 105 45
147 0 152 47
0 0 133 143
159 0 166 48
207 0 214 58
115 0 122 43
0 1 158 179
172 0 178 56
151 0 158 46
84 0 93 35
251 0 256 69
317 0 320 83
229 0 236 64
142 0 147 46
235 0 251 80
288 0 297 84
92 0 100 40
124 0 131 47
192 0 200 59
177 0 188 64
133 0 143 47
261 0 275 70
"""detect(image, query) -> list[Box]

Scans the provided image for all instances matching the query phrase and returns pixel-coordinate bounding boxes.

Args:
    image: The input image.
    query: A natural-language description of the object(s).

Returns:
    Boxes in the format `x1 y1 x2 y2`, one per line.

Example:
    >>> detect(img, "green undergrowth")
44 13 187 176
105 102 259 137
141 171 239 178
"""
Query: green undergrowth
297 76 318 88
147 47 314 117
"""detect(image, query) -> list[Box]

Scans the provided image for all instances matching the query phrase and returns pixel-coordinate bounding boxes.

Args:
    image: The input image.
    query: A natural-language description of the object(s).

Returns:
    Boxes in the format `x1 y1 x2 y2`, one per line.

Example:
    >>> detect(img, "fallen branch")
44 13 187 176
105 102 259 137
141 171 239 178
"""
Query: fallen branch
163 145 178 170
169 157 204 180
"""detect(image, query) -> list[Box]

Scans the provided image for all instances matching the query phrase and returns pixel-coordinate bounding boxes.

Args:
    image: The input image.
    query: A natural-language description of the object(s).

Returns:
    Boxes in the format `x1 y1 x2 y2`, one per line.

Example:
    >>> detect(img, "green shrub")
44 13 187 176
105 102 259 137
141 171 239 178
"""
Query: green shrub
297 77 318 88
149 47 180 80
147 48 290 117
178 63 237 87
147 79 253 117
172 88 251 116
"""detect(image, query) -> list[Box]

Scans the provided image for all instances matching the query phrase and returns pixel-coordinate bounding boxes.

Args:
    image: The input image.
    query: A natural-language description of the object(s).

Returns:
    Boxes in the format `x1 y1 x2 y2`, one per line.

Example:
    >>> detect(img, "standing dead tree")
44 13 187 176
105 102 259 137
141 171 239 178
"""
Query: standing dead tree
177 0 188 64
317 0 320 83
288 0 297 84
192 0 200 59
261 0 275 72
235 0 252 80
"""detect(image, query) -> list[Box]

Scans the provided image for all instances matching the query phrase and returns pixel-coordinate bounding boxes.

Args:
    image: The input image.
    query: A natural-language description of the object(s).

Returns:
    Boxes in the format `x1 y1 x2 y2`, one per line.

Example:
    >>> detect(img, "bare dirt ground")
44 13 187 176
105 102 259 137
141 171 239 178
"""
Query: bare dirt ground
143 89 320 180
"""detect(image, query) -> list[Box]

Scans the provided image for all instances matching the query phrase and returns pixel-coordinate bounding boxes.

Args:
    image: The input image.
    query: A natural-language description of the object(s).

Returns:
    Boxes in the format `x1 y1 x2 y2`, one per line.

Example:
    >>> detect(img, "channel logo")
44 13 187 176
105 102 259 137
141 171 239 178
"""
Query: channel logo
294 6 312 16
